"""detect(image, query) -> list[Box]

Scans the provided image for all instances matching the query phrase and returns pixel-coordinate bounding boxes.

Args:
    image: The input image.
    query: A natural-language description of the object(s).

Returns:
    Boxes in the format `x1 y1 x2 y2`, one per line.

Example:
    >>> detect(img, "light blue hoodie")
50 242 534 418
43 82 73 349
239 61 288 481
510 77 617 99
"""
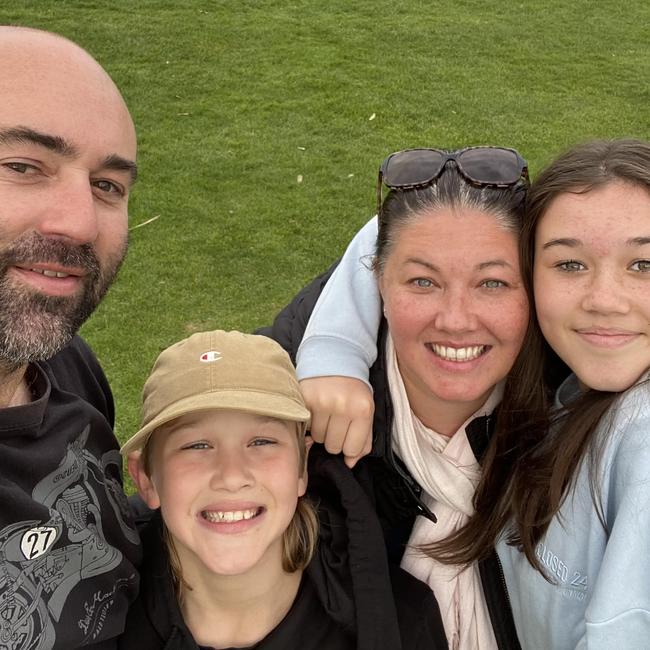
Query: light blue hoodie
296 216 380 383
497 374 650 649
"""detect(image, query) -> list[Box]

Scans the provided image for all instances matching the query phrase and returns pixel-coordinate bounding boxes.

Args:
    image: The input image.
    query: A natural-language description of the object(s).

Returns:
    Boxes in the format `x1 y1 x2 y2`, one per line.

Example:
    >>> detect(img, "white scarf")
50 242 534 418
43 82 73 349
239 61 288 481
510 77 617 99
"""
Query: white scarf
386 334 501 650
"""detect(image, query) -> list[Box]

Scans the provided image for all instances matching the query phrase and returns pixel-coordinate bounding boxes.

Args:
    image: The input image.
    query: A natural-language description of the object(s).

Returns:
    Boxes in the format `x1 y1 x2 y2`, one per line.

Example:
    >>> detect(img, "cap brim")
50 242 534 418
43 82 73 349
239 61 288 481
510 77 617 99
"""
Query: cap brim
120 389 310 456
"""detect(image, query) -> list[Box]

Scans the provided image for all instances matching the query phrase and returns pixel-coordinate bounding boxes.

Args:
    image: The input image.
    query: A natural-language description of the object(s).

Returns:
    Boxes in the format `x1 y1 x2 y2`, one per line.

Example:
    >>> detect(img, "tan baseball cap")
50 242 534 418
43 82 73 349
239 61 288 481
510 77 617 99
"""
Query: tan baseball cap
120 330 310 455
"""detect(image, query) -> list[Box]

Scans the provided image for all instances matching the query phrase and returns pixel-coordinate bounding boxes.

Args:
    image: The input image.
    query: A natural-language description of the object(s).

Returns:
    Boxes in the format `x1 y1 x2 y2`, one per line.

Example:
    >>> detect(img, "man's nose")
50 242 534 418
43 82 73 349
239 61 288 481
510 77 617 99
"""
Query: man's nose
37 174 99 245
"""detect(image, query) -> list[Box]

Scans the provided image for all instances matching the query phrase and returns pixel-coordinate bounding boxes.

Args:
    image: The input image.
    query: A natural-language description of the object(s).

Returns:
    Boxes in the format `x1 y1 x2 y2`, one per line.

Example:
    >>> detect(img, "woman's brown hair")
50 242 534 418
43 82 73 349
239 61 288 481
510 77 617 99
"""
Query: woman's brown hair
428 138 650 574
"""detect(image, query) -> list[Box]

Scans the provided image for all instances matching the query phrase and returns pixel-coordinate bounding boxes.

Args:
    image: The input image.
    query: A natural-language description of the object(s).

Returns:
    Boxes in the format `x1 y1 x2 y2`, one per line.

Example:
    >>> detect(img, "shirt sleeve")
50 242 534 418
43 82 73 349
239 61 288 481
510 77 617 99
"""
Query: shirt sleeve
296 216 381 386
582 403 650 648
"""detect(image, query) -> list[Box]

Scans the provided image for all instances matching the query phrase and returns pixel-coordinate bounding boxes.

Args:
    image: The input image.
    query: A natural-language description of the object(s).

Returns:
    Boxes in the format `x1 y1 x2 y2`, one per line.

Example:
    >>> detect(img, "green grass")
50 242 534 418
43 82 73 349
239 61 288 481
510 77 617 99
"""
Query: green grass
2 0 649 453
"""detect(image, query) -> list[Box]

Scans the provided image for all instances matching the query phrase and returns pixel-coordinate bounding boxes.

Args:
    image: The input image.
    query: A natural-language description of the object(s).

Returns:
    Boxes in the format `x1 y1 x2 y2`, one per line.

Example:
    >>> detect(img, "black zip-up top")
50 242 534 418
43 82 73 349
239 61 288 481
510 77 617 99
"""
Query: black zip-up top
118 450 448 649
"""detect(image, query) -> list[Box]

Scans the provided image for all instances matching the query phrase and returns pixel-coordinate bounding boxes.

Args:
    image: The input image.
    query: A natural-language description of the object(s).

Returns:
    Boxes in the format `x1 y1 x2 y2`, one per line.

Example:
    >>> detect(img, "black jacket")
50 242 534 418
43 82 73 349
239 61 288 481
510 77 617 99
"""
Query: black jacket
259 267 521 650
119 449 447 650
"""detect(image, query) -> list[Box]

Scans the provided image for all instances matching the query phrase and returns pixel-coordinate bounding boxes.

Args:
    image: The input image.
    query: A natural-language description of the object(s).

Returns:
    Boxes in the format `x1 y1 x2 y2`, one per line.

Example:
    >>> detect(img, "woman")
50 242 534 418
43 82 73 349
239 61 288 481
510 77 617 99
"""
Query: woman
283 139 650 648
264 146 533 649
118 329 446 649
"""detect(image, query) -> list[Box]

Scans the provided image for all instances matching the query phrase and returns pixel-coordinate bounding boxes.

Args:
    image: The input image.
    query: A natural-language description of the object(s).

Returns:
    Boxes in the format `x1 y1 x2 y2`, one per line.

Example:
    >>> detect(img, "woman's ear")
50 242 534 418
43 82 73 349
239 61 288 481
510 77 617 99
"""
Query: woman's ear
127 451 161 509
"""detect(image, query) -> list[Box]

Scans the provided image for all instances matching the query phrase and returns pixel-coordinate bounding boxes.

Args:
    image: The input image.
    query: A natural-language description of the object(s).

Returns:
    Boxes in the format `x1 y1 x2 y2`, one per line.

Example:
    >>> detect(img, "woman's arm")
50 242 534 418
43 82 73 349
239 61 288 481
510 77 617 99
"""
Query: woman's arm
295 216 380 384
295 217 381 466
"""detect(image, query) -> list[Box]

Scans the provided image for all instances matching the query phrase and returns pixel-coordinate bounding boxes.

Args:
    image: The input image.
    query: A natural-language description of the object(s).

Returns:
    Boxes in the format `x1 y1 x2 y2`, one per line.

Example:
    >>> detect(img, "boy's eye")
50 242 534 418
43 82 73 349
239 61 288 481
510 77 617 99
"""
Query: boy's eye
556 260 585 272
181 441 211 450
249 438 276 447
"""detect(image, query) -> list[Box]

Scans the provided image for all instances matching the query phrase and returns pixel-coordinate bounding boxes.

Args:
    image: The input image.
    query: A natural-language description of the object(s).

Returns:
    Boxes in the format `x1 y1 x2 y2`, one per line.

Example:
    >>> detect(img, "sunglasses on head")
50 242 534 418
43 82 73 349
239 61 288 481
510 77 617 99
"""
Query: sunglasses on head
376 146 529 216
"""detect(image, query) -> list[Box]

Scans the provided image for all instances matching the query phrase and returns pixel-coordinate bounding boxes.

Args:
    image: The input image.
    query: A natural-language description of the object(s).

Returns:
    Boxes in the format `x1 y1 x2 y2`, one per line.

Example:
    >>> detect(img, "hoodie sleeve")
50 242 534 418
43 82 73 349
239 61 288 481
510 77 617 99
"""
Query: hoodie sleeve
296 216 381 386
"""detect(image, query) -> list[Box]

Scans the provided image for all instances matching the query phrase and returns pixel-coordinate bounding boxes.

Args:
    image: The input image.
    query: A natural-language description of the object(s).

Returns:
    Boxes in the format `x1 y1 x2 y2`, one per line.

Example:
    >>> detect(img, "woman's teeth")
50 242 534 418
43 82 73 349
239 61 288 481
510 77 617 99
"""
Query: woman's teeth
431 344 485 362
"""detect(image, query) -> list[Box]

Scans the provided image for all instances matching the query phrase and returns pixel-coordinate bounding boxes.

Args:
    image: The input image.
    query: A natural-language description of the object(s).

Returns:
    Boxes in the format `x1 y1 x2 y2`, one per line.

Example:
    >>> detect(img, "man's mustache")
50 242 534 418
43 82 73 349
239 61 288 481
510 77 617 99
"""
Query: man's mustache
0 232 100 278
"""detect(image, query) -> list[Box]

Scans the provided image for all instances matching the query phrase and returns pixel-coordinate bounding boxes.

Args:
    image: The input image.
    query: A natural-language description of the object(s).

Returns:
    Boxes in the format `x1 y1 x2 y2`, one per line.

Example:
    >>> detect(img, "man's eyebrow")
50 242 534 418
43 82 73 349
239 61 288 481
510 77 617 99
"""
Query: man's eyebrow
0 126 137 185
0 126 77 157
102 153 138 185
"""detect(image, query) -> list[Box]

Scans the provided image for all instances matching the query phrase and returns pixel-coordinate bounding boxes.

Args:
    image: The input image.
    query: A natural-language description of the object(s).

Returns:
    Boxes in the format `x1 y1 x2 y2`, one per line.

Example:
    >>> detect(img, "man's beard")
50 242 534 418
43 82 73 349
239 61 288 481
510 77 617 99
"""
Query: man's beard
0 232 127 369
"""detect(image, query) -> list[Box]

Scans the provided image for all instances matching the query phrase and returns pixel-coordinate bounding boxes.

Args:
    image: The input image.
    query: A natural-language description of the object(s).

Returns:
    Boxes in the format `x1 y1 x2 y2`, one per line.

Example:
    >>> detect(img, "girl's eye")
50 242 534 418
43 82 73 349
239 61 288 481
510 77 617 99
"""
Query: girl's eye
412 278 433 288
555 260 585 272
630 260 650 273
481 279 506 289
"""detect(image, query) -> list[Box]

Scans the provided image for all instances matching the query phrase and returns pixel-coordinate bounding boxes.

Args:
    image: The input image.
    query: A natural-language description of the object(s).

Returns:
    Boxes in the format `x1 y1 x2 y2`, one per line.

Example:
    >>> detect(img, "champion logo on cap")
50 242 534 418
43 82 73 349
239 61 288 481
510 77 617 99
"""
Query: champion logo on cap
200 351 222 363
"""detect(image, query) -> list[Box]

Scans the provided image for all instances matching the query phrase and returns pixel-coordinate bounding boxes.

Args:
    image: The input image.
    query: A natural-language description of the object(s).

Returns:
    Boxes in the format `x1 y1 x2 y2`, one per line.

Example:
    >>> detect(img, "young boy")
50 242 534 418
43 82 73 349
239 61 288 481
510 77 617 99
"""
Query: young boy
119 330 446 649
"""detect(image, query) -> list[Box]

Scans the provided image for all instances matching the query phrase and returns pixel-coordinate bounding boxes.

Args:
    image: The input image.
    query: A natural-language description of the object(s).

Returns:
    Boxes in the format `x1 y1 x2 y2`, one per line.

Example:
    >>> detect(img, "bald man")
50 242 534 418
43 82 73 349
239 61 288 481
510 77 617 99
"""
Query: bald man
0 27 140 648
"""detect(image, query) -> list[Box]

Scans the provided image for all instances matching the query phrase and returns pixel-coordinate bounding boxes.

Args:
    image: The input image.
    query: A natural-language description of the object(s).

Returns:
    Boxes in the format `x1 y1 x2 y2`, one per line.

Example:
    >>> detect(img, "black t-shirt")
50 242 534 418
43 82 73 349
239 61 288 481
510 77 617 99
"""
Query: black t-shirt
0 336 140 649
198 572 354 650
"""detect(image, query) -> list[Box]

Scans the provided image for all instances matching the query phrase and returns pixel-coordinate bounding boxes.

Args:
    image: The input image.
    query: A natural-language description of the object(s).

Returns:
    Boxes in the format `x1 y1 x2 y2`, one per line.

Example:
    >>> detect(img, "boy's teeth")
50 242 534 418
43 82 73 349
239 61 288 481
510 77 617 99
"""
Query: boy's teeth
431 344 485 362
202 508 259 523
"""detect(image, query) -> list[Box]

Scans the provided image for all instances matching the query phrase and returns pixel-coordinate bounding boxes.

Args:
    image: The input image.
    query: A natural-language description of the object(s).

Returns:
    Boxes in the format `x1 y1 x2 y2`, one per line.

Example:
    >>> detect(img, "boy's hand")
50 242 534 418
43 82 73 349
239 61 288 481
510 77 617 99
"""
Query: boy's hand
299 376 374 468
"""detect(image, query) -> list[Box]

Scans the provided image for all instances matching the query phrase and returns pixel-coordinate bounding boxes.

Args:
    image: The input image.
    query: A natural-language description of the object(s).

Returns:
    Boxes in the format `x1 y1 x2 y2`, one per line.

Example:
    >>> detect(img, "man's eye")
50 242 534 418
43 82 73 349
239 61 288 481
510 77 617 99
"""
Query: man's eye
556 260 585 272
630 260 650 273
92 179 124 196
2 161 36 174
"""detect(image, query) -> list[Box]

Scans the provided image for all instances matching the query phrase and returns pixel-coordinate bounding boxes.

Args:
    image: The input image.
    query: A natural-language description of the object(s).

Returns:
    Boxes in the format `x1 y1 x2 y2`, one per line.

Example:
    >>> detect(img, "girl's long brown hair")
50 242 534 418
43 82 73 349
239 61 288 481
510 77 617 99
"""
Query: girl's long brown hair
427 139 650 574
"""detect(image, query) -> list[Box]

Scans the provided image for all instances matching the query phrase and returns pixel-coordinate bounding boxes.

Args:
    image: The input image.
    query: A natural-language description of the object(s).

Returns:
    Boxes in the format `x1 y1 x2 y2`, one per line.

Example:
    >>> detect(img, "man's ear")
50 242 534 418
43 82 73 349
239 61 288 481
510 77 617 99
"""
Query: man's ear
127 451 161 509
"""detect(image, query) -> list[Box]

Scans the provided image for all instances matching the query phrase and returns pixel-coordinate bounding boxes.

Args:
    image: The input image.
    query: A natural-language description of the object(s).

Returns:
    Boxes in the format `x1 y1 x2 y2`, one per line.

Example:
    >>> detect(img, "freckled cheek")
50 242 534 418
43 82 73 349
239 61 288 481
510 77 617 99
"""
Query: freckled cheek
479 293 529 345
385 294 437 335
533 285 566 331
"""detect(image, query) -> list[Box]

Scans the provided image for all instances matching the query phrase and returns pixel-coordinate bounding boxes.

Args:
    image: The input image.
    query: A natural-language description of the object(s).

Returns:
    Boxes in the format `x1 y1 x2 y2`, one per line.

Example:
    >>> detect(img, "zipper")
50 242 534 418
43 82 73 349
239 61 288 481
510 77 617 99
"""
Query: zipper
486 550 522 650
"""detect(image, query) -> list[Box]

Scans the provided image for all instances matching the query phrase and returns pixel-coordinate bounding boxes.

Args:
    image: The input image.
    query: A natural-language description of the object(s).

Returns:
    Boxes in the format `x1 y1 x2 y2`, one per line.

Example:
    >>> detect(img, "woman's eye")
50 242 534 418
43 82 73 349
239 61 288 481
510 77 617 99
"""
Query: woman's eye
630 260 650 273
412 278 433 288
556 260 585 272
481 279 506 289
